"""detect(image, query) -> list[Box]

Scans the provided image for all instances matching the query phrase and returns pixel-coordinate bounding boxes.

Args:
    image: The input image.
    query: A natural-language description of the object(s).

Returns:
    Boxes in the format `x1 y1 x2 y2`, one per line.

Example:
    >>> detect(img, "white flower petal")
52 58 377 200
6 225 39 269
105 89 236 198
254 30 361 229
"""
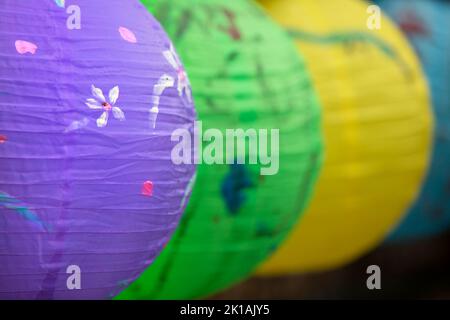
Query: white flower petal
112 107 125 121
86 98 100 105
149 107 159 129
91 85 106 102
97 111 109 127
109 86 120 105
163 49 180 70
85 99 102 110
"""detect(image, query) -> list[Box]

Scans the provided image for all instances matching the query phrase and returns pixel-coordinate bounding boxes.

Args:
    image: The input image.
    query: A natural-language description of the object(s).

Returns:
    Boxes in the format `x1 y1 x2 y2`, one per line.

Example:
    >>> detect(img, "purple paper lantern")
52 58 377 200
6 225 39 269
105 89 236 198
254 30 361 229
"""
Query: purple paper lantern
0 0 196 299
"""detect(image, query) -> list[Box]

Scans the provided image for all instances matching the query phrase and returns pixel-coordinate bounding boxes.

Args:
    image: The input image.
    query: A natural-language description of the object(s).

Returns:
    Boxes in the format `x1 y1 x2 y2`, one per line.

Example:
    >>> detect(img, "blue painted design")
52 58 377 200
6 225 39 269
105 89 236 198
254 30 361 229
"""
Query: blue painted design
221 163 255 214
0 192 50 231
377 0 450 241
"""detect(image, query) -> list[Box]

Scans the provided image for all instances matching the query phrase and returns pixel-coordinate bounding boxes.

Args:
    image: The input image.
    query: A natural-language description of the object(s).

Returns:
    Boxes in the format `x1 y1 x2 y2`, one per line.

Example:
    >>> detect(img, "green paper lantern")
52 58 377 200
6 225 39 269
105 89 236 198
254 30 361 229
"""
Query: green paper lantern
117 0 323 299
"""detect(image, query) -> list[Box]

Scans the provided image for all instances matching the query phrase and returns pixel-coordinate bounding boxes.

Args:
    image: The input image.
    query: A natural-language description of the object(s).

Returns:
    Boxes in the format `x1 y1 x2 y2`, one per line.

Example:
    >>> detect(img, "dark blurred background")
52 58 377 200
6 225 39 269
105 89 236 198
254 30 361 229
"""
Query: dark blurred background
212 230 450 299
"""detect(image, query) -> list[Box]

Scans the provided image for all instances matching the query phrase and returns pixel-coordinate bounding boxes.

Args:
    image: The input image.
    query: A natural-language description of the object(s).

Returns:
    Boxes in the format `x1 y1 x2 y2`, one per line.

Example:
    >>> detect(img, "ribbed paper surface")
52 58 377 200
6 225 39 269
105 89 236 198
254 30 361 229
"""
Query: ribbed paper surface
0 0 196 299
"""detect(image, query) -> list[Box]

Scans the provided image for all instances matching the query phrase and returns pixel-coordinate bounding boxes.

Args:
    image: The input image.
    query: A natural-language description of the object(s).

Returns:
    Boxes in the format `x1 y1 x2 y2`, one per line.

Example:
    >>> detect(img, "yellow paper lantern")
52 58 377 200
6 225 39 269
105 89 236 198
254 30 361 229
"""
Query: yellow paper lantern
257 0 433 274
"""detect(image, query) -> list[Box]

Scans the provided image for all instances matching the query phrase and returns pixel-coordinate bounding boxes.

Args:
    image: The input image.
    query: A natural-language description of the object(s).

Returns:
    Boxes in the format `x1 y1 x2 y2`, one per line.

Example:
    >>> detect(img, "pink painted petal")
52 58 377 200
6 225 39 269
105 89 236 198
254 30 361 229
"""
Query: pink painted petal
141 181 154 197
85 98 102 110
97 112 109 128
15 40 38 55
119 27 137 43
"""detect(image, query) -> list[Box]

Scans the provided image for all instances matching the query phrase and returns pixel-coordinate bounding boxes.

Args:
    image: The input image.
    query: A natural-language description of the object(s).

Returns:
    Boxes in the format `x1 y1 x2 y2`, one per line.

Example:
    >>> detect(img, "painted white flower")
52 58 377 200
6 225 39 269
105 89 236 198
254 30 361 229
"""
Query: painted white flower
163 44 192 103
150 74 175 129
86 85 125 127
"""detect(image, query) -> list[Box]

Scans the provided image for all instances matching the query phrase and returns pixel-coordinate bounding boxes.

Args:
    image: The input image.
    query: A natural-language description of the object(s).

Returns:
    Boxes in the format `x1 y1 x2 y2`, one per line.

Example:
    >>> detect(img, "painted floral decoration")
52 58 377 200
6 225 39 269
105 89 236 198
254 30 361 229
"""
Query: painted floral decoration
86 85 125 128
163 44 192 102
